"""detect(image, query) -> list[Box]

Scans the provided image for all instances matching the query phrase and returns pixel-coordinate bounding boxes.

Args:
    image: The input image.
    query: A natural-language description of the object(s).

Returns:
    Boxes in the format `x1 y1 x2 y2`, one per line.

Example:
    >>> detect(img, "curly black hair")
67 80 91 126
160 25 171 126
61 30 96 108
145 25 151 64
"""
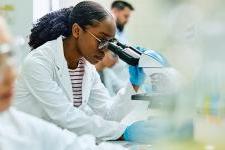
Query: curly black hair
29 1 111 50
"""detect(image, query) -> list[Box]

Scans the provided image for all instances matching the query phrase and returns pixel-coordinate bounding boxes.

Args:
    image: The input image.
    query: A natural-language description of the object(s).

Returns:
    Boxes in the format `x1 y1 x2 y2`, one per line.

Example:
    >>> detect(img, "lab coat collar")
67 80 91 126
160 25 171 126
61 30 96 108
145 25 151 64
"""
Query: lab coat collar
55 36 66 71
81 60 92 105
55 36 73 102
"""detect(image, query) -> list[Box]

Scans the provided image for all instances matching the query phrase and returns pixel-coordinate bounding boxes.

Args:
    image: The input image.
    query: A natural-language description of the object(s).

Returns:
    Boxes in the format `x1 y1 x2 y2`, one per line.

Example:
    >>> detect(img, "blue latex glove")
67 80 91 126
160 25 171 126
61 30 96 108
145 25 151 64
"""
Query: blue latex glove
135 46 169 67
129 66 145 86
123 119 173 144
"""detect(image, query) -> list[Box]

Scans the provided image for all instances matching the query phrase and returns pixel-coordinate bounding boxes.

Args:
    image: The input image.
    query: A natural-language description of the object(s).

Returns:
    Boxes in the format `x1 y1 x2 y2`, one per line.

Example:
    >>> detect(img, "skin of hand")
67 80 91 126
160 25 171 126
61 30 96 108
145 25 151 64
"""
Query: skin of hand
95 51 118 71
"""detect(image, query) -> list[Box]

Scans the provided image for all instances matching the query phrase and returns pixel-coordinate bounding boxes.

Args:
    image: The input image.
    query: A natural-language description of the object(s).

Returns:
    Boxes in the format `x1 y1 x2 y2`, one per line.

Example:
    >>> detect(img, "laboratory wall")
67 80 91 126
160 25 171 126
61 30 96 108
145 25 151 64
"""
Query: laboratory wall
0 0 33 61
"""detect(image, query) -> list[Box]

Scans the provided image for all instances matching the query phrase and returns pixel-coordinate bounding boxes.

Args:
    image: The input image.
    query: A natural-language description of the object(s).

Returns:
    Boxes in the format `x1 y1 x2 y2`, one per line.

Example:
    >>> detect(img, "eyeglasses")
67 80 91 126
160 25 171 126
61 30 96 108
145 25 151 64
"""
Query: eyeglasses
86 30 111 50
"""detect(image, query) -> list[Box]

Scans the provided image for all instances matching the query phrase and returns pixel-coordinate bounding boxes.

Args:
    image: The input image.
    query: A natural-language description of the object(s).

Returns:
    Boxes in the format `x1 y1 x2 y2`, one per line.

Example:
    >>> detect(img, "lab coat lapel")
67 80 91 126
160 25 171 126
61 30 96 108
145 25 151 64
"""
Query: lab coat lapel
81 62 92 105
55 36 73 102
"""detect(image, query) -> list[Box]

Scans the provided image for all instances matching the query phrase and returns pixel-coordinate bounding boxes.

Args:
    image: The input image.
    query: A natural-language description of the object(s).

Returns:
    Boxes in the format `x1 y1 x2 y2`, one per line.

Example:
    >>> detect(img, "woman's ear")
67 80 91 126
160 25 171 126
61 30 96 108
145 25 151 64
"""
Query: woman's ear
72 23 80 39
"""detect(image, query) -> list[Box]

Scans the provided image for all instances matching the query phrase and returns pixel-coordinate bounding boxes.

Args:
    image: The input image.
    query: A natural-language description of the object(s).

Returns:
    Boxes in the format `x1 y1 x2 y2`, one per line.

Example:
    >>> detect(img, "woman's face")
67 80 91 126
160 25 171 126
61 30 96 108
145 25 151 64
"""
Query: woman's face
77 16 116 64
0 54 16 112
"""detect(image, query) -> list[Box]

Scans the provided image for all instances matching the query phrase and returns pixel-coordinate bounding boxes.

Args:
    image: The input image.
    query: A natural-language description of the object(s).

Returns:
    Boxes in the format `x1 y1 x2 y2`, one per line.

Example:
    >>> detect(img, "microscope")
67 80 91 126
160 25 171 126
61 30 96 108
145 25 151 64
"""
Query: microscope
107 40 181 108
107 40 164 67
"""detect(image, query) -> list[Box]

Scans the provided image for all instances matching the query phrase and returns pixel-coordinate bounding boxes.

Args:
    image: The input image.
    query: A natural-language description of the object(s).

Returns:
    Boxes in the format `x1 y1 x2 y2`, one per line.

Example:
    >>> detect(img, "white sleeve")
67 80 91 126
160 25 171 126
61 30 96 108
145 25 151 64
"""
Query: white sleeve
88 67 136 122
18 56 126 141
103 68 127 96
42 125 127 150
13 109 127 150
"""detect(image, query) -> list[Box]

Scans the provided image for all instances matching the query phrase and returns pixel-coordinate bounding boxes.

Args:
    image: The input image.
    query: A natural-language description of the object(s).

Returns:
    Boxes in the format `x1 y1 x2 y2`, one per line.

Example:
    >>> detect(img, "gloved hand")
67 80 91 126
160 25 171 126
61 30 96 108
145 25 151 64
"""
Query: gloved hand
128 66 145 86
123 119 173 144
135 46 169 67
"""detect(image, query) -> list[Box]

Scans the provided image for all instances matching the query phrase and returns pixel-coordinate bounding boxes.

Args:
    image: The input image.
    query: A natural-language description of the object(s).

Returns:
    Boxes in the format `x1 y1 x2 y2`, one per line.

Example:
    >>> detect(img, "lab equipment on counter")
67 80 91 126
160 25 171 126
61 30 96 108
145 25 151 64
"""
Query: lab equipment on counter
108 40 191 145
107 40 181 95
193 61 225 149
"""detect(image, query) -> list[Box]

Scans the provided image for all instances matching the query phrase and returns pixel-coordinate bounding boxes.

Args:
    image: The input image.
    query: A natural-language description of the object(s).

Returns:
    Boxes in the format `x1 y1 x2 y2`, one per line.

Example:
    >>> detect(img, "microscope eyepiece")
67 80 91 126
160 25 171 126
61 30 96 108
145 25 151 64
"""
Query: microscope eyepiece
107 40 141 66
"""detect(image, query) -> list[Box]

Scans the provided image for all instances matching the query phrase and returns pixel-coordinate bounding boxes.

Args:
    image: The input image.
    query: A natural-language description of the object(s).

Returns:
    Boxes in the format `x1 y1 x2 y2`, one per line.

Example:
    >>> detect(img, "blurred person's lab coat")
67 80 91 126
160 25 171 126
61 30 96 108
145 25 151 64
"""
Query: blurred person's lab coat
0 108 127 150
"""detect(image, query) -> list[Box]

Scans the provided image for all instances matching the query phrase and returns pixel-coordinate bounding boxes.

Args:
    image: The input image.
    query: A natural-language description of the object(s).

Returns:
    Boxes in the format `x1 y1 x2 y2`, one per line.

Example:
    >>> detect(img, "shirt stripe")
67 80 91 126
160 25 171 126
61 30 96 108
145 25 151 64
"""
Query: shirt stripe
69 58 85 107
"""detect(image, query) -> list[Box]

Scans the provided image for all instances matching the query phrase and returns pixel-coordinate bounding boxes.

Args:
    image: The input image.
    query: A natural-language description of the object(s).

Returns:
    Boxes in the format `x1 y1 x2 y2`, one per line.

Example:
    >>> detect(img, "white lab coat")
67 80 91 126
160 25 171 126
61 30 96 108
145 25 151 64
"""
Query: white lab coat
13 36 135 141
0 108 127 150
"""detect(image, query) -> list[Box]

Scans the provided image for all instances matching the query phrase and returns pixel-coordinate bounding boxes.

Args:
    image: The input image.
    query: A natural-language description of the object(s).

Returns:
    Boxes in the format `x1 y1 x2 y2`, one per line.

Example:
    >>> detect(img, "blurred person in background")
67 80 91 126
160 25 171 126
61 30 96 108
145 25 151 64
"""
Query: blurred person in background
95 0 134 96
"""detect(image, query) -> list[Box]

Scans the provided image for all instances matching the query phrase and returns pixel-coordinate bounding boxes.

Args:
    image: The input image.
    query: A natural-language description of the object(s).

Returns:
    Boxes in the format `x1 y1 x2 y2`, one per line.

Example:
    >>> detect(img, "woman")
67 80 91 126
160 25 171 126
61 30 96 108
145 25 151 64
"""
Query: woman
0 15 126 150
14 1 146 141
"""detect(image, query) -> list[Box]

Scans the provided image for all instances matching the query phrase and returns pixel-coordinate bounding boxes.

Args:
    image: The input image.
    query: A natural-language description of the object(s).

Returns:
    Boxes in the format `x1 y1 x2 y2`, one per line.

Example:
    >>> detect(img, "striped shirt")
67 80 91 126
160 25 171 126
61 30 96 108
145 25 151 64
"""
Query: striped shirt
69 58 85 107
